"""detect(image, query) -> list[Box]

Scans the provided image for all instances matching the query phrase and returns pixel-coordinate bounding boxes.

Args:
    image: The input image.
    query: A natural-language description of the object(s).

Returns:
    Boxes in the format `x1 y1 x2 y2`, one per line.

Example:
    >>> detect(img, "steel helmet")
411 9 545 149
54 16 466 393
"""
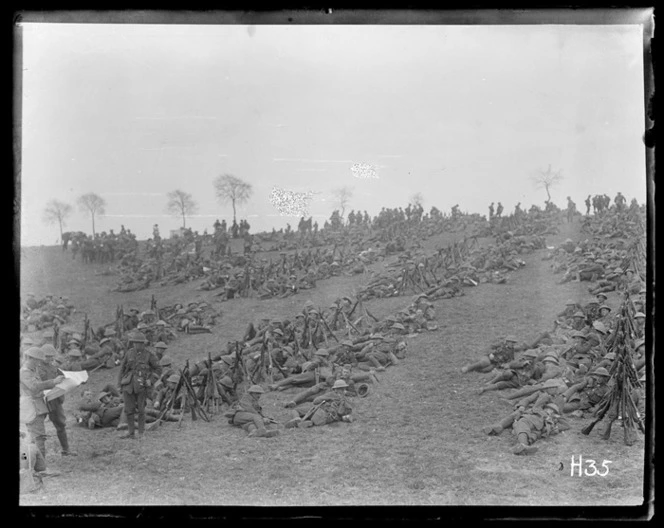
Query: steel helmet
220 376 233 389
332 379 348 389
593 367 610 377
248 385 265 394
167 374 181 384
634 312 646 319
314 348 329 357
41 344 57 357
573 311 585 318
68 348 82 357
24 347 45 361
128 331 148 343
634 338 646 349
544 403 560 414
154 341 168 349
599 305 611 312
159 356 172 366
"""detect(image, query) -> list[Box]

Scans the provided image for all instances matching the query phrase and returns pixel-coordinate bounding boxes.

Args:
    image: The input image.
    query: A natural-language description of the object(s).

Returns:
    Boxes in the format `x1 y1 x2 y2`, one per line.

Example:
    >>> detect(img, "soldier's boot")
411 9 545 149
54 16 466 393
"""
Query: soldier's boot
120 414 136 439
482 425 502 436
264 429 280 438
369 369 380 384
512 433 538 455
297 420 313 429
285 417 302 429
58 430 77 456
284 400 297 409
137 413 146 438
247 425 266 437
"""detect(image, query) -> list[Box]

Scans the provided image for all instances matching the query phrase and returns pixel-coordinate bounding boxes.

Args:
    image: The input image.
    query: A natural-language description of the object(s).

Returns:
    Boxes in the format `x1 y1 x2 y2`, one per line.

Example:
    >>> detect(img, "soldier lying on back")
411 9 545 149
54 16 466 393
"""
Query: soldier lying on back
285 380 354 429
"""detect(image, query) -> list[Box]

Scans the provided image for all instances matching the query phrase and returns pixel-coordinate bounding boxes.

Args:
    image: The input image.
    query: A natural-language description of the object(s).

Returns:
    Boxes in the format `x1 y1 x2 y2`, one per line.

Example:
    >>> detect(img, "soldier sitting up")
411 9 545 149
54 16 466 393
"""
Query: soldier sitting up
225 385 279 438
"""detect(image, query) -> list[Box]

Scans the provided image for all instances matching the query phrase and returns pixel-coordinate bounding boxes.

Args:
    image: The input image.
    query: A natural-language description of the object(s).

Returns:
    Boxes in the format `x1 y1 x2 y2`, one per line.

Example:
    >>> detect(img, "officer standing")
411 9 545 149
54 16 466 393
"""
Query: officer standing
117 331 161 440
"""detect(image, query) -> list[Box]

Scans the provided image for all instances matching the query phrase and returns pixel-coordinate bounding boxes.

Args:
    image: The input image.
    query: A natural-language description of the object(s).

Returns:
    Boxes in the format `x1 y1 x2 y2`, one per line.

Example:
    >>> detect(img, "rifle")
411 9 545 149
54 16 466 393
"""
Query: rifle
301 399 327 422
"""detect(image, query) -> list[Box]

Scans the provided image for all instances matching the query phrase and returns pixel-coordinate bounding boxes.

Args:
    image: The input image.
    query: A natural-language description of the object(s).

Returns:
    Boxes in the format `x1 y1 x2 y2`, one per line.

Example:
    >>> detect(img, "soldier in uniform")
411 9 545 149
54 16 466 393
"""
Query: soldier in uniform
461 336 518 374
39 344 77 456
227 385 279 438
268 348 333 391
560 367 611 413
20 347 65 475
117 331 161 439
284 379 354 429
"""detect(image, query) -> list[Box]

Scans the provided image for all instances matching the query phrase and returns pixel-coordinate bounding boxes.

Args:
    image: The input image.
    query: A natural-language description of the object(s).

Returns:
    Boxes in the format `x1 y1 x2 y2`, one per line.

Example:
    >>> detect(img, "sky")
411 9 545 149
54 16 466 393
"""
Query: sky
19 22 648 246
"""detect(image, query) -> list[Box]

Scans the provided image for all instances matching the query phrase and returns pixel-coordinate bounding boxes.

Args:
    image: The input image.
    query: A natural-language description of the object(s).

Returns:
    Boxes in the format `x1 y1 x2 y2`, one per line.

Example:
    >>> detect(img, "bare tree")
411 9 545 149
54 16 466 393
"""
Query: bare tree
77 192 106 236
332 186 353 220
213 174 253 223
42 199 73 242
166 189 198 228
530 164 564 202
410 192 424 208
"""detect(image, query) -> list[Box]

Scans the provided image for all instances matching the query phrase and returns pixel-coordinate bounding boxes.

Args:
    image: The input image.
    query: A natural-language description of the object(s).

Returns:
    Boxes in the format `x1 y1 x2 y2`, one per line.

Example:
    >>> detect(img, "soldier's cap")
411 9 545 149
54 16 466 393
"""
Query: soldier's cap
282 345 293 354
604 352 616 360
639 288 647 295
272 328 284 336
573 311 585 318
220 376 233 389
392 323 406 331
571 331 587 339
544 403 560 414
592 367 610 377
72 333 83 341
21 337 35 346
68 348 82 357
129 309 140 314
634 338 646 349
247 384 265 394
596 293 608 299
167 374 181 384
176 309 187 315
98 391 110 401
104 328 117 337
159 356 172 366
521 349 540 358
586 299 599 305
505 336 519 343
542 355 559 364
598 305 611 312
56 304 67 309
136 323 149 330
370 333 384 340
634 312 646 319
332 379 348 389
100 337 111 345
314 348 329 356
128 331 148 343
156 320 167 326
25 347 46 361
41 344 57 357
613 267 623 274
220 355 235 365
294 313 305 319
341 340 354 347
154 341 168 349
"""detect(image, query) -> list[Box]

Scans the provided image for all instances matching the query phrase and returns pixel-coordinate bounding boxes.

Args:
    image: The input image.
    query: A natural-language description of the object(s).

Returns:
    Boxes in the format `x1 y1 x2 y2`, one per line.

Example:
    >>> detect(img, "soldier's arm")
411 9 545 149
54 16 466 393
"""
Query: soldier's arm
561 380 587 401
20 369 59 392
117 353 129 386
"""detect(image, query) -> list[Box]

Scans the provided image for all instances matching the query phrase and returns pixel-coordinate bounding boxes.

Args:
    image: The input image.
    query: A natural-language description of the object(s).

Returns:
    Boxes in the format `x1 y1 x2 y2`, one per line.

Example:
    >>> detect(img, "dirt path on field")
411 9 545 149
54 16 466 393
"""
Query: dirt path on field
19 222 645 506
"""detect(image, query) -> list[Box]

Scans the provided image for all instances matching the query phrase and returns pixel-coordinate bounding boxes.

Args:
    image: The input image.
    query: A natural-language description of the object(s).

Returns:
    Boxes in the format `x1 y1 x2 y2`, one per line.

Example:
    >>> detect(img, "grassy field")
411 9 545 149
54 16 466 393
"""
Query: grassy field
18 222 648 509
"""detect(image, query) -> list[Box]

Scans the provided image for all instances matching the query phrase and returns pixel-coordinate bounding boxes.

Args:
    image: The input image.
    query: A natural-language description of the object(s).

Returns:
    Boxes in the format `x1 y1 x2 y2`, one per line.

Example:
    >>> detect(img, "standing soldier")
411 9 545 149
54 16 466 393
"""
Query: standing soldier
39 344 77 456
488 203 495 221
20 347 65 475
585 194 592 216
566 196 576 223
496 202 504 218
117 331 161 440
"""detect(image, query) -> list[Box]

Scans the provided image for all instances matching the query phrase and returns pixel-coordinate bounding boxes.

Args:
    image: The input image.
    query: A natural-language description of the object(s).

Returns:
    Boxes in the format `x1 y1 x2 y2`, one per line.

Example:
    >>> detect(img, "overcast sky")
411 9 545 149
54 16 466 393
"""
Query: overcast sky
19 23 647 246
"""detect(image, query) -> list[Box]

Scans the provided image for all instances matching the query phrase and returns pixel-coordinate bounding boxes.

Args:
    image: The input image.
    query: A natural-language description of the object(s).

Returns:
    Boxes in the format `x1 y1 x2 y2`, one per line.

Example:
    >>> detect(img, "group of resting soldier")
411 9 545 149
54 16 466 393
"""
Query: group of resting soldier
461 286 646 455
